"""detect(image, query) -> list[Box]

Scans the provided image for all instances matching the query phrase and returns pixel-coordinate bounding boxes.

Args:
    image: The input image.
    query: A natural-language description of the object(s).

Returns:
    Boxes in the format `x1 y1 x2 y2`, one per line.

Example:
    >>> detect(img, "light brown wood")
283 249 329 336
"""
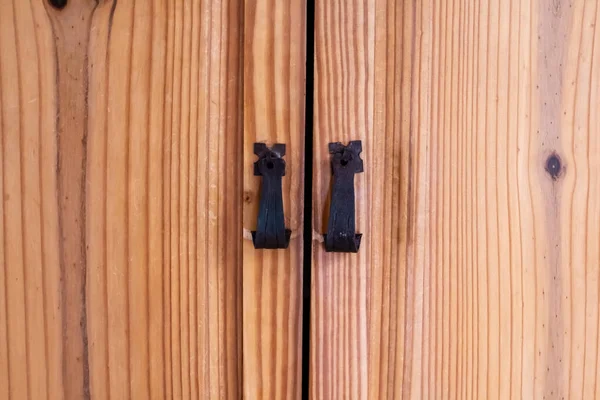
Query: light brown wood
1 0 243 398
311 0 600 399
242 0 306 398
1 0 91 398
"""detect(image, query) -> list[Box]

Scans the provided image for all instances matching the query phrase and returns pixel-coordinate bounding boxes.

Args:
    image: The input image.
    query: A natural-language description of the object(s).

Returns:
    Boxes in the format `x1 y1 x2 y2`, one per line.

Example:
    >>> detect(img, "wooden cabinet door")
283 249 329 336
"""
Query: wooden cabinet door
1 0 248 398
0 0 306 399
0 0 304 398
242 0 306 398
310 0 600 399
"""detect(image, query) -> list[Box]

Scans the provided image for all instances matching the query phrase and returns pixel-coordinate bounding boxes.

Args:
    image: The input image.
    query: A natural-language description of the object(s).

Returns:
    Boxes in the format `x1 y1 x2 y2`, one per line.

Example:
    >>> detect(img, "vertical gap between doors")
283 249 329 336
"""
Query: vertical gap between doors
301 0 316 398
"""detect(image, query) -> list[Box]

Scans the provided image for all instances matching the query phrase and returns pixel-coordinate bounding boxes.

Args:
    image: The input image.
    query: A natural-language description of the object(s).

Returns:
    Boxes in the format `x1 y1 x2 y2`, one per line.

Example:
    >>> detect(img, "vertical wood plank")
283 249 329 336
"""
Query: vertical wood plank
86 0 244 398
242 0 305 398
2 0 243 398
311 0 374 398
311 0 600 399
0 0 88 397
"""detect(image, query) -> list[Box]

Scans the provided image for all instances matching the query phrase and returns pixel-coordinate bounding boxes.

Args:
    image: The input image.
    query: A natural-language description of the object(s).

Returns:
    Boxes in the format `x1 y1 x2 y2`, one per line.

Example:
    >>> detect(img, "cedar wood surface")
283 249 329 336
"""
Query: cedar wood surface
311 0 600 399
242 0 305 399
3 0 600 399
0 0 244 398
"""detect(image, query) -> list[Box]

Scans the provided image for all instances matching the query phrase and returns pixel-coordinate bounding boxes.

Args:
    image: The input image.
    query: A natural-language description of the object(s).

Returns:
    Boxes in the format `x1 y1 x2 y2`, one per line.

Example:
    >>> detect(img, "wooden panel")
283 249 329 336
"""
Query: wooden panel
0 0 63 398
242 0 305 398
1 0 243 398
311 0 600 399
86 0 244 398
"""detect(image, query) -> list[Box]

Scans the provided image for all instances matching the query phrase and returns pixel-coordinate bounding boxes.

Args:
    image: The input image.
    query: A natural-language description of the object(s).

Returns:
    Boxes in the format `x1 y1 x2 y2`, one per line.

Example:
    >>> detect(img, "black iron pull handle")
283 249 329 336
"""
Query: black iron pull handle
252 143 291 249
324 140 363 253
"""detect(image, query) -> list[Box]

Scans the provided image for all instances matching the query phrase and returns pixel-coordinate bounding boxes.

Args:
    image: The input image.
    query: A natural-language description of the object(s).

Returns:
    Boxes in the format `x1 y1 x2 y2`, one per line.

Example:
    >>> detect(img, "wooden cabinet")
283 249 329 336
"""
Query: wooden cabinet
2 0 600 399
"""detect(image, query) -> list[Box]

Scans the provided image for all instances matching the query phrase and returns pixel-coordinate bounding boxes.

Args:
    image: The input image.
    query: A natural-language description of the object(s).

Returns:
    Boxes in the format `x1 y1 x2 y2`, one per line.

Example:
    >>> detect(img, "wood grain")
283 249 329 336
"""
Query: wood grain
242 0 305 398
311 0 600 399
1 0 243 398
0 0 92 397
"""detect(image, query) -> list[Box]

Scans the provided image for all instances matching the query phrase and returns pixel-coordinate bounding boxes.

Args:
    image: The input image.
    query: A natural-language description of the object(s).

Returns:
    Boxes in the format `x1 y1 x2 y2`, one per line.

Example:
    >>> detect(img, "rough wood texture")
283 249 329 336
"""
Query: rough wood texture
1 0 243 398
242 0 305 398
311 0 600 399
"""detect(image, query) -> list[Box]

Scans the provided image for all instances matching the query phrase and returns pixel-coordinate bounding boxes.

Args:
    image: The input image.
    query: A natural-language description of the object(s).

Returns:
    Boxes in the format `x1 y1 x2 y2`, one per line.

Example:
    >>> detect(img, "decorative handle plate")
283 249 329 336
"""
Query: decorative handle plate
324 140 363 253
252 143 291 249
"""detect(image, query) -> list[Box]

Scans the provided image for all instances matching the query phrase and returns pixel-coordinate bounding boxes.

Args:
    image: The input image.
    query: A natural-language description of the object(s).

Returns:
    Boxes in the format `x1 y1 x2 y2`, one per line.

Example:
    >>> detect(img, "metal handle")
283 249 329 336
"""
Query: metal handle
324 140 363 253
252 143 291 249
